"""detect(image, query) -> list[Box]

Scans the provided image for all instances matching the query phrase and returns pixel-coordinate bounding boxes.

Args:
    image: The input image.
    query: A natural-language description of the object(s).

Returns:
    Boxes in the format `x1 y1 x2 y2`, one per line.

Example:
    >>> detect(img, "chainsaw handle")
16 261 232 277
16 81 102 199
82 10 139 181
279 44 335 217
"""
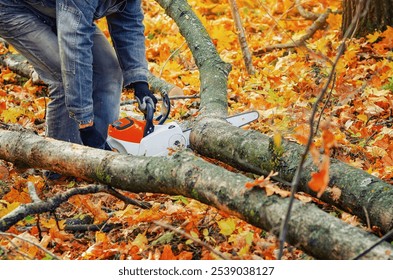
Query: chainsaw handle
156 90 171 125
144 101 155 137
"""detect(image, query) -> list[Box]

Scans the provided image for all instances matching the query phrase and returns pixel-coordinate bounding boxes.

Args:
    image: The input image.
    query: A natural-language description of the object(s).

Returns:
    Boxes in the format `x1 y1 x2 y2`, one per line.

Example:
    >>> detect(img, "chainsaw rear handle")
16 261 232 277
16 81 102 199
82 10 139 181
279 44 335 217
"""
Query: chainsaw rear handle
156 90 171 125
144 90 170 136
144 101 155 137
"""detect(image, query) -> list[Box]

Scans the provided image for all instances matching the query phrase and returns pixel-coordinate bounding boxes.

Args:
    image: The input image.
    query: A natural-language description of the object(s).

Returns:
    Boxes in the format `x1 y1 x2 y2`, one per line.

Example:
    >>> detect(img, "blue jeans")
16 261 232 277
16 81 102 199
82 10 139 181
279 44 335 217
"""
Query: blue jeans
0 0 146 143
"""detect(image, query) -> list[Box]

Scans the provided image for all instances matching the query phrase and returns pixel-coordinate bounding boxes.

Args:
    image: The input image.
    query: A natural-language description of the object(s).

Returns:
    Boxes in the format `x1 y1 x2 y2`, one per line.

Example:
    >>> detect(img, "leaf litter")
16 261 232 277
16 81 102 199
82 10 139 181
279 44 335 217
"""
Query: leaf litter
1 0 391 259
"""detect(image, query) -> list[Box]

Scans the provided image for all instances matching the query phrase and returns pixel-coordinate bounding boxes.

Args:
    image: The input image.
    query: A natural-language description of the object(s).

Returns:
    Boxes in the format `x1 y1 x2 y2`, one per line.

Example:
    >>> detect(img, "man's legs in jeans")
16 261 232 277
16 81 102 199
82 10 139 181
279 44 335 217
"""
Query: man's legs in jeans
0 4 122 143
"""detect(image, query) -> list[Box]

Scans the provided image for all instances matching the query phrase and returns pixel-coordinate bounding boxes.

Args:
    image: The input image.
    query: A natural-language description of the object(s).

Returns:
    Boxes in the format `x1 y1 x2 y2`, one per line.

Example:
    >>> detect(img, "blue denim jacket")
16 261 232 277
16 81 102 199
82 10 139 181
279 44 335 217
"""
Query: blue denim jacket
0 0 148 124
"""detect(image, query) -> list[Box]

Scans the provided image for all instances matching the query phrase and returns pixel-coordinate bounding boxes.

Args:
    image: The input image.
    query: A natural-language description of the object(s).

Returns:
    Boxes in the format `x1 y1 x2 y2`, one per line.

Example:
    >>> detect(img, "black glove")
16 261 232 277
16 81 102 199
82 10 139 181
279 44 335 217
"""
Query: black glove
128 82 157 113
79 124 112 150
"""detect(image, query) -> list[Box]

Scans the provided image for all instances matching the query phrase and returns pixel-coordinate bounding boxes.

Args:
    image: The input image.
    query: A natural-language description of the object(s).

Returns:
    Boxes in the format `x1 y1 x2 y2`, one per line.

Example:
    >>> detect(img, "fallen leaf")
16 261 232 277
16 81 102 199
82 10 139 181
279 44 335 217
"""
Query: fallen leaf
160 244 177 260
308 155 330 197
217 218 236 236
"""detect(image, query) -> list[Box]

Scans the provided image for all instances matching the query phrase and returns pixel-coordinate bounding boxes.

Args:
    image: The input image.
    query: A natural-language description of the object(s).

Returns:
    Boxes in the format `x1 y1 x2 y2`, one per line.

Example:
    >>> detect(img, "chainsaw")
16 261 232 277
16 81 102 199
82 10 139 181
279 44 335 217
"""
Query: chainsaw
107 91 259 156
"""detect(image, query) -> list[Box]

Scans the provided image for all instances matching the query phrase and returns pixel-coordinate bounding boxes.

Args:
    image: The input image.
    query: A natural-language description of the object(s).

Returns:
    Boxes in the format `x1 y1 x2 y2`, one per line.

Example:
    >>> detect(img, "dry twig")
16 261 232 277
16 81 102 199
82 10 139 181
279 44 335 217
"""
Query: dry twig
228 0 255 75
254 9 330 56
0 232 60 260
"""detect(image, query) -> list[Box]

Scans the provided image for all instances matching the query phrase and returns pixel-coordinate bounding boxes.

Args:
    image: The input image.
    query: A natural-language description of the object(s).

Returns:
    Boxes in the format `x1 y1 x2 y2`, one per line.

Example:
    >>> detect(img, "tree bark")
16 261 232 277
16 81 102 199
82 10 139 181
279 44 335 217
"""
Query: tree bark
0 51 40 83
342 0 393 38
0 128 392 260
190 118 393 234
156 0 232 117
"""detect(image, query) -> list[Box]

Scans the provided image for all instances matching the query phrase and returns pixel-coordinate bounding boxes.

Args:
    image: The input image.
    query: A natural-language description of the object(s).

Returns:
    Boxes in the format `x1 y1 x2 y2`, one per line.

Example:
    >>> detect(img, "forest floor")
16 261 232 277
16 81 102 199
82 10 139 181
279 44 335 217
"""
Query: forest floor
1 0 393 260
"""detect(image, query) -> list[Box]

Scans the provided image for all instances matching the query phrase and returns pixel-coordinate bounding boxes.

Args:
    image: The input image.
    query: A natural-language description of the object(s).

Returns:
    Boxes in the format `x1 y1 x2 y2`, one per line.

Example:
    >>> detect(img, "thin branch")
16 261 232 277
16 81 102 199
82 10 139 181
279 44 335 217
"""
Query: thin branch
295 0 319 20
0 184 147 232
104 186 151 209
0 231 60 260
153 220 230 260
120 94 200 106
362 206 371 230
0 185 107 231
277 0 371 260
353 228 393 260
27 181 42 203
64 223 122 233
0 235 33 260
159 41 187 78
314 73 336 133
254 9 330 56
228 0 255 75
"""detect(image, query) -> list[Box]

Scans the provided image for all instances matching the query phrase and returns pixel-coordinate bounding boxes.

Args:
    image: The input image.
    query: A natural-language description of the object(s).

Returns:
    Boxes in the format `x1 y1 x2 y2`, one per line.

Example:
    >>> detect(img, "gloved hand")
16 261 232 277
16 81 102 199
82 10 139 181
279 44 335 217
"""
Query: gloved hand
129 82 157 113
79 124 112 150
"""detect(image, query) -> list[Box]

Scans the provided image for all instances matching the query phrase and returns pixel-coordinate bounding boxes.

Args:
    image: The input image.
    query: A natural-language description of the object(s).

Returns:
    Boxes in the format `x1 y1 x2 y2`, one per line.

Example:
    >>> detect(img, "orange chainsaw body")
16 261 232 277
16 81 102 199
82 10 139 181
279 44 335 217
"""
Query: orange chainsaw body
108 117 145 144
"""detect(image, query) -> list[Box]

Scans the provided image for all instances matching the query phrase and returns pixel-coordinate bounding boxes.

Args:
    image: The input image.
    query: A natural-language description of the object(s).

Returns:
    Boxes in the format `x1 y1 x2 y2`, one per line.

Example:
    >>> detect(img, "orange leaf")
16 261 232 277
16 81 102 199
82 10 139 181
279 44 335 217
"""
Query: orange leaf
322 129 335 152
83 199 109 224
160 245 177 260
177 251 193 260
3 188 31 203
0 164 9 180
293 133 308 145
308 155 330 197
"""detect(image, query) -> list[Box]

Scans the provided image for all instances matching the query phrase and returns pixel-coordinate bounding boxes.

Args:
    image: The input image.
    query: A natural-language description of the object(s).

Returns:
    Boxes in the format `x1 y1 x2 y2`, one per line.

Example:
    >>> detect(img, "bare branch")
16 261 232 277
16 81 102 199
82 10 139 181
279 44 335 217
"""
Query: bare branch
0 232 60 260
228 0 255 75
0 184 147 232
254 9 330 56
295 0 319 20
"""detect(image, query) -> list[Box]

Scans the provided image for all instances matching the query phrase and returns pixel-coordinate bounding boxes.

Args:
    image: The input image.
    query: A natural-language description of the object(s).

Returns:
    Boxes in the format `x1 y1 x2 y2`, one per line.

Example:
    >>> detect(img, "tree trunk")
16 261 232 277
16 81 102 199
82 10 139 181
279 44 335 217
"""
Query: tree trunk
0 128 392 260
190 119 393 234
342 0 393 38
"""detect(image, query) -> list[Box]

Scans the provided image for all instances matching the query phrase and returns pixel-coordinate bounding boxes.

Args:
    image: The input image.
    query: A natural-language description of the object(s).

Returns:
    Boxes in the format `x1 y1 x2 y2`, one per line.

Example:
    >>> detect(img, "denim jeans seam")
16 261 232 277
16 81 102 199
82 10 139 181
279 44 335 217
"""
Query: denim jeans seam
58 4 81 74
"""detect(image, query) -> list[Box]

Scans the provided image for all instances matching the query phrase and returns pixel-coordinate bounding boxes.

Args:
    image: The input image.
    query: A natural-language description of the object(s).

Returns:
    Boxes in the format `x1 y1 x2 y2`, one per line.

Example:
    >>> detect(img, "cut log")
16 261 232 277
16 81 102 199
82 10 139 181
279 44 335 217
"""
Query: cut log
0 128 392 260
190 118 393 234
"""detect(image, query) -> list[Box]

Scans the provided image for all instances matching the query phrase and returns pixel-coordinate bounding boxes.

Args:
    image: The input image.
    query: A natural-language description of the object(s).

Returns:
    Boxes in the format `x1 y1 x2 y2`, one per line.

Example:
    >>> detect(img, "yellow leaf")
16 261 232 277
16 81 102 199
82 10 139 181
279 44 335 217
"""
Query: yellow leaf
273 132 282 149
217 218 236 236
210 24 236 50
1 107 26 123
1 71 16 81
41 218 65 229
0 201 20 217
132 233 148 249
367 31 381 43
190 230 199 240
367 146 387 157
357 114 368 122
95 232 108 243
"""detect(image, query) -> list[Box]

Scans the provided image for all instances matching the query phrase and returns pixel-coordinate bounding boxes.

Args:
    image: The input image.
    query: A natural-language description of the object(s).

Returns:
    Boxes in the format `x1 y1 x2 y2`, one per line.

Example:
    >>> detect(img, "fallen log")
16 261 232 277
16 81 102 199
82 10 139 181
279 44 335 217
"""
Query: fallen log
191 118 393 234
0 128 392 260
